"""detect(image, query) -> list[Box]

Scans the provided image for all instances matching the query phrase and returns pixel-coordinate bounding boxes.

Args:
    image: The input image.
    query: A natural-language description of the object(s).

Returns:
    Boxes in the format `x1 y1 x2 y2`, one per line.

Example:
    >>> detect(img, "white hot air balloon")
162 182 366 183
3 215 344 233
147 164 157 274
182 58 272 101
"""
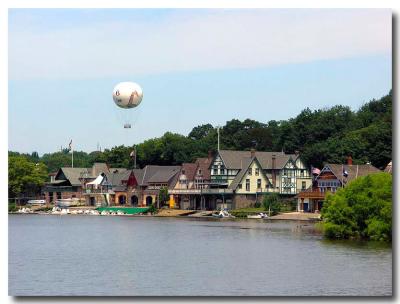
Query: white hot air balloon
112 82 143 128
112 82 143 109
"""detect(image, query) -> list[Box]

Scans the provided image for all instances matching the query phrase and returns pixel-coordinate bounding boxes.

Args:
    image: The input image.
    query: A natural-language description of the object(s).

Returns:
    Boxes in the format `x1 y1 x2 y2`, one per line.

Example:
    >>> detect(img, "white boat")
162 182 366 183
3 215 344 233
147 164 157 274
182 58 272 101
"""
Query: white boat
27 199 46 205
55 199 74 207
17 207 33 214
247 213 269 219
212 209 235 218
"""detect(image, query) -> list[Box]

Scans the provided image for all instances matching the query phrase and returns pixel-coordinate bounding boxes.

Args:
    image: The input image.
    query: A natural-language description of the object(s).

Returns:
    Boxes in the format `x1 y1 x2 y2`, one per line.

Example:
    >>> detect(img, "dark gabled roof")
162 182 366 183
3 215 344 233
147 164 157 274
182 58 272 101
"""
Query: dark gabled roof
195 158 211 180
91 163 109 177
218 150 297 170
147 167 181 184
105 170 132 187
140 165 181 186
58 167 90 186
132 169 144 185
180 163 198 181
57 163 127 186
322 164 381 183
228 157 253 190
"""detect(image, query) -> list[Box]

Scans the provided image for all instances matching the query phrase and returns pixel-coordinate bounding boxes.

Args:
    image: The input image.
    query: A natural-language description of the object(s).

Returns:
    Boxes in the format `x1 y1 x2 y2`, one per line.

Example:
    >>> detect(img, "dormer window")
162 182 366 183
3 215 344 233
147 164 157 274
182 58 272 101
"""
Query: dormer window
198 169 202 175
248 168 252 175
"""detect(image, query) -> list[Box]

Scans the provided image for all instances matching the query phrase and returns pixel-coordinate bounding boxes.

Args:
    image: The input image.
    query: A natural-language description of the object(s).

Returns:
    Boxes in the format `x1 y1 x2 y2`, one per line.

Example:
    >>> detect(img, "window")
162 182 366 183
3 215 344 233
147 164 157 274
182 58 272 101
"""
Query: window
220 167 225 175
255 168 259 176
246 179 250 191
198 169 202 175
248 168 252 175
57 192 61 199
257 179 261 189
302 181 306 190
300 170 304 177
182 169 185 174
238 183 242 189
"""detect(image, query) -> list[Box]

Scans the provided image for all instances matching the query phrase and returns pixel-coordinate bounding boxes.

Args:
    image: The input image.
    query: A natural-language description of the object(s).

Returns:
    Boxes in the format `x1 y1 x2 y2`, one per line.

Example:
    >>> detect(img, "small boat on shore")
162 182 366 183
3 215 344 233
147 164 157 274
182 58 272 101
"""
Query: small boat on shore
247 213 269 219
212 209 235 218
55 199 74 207
27 199 46 205
17 207 33 214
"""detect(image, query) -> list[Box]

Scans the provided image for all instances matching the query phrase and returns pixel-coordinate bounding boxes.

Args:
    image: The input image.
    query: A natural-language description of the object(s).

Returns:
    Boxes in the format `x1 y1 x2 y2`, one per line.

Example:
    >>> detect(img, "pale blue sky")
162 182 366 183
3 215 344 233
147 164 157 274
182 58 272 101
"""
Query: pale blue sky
8 9 392 154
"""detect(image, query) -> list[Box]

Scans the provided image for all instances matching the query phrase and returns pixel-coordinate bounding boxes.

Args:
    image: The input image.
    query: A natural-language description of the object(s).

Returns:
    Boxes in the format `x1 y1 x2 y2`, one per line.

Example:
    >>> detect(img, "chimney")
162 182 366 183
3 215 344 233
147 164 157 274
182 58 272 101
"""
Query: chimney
250 148 256 158
272 154 276 187
208 150 213 160
347 156 353 166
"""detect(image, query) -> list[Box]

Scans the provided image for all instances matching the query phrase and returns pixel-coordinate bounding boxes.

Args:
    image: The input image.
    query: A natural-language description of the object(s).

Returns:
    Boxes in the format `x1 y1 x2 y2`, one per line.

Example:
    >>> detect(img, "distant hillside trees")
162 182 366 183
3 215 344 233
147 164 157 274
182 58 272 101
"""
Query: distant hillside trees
9 90 392 174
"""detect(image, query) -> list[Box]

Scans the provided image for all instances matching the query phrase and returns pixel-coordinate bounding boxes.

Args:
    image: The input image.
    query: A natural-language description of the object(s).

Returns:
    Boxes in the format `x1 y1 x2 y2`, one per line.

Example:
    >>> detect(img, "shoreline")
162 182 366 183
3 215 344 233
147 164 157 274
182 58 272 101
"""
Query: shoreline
8 211 321 222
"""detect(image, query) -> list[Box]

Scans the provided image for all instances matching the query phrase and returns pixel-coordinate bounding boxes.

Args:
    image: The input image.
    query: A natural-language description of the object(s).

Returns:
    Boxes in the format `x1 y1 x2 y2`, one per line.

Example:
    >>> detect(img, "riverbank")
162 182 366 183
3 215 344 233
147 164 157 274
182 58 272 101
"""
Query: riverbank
9 208 321 221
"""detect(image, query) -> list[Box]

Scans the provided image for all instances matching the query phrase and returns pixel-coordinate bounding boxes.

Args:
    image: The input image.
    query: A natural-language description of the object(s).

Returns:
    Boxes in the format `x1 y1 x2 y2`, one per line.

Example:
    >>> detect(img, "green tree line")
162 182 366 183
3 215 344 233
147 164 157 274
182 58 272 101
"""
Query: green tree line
9 91 392 175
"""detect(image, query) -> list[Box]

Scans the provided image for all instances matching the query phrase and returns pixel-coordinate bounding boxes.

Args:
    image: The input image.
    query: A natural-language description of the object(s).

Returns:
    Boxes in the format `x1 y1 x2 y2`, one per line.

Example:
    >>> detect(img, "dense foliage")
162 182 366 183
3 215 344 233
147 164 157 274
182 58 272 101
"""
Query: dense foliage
321 173 392 241
8 155 48 198
9 91 392 175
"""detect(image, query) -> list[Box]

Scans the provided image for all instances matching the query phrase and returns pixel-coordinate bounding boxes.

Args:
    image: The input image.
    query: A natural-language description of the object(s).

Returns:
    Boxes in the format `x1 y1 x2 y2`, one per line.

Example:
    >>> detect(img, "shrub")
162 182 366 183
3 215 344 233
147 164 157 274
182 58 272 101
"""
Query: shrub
321 172 392 241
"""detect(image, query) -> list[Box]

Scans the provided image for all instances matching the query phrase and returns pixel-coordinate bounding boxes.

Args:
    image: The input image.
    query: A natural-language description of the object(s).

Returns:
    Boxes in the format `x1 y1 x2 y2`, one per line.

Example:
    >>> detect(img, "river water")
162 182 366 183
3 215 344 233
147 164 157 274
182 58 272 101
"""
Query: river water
8 214 392 296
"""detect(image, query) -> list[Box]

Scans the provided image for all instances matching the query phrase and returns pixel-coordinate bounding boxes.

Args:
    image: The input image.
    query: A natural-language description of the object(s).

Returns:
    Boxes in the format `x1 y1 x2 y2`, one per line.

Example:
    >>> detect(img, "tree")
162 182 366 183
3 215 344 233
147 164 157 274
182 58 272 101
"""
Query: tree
8 155 48 198
158 187 169 207
262 193 280 216
188 124 214 140
321 172 392 241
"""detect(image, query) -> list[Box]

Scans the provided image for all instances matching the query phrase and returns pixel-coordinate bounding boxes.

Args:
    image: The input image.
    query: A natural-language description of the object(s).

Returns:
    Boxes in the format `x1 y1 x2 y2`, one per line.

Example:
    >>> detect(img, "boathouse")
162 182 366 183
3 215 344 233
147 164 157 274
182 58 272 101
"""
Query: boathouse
296 157 381 213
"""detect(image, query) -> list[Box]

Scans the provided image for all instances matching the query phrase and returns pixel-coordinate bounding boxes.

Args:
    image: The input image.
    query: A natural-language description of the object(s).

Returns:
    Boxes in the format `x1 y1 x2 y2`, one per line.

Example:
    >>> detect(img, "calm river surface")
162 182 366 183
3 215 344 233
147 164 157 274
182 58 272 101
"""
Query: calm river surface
9 214 392 296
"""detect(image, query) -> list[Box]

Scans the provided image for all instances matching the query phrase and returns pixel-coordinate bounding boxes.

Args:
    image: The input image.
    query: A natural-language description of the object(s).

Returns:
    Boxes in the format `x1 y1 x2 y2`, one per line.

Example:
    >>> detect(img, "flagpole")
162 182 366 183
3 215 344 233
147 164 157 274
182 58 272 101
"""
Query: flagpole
72 146 74 168
134 146 137 169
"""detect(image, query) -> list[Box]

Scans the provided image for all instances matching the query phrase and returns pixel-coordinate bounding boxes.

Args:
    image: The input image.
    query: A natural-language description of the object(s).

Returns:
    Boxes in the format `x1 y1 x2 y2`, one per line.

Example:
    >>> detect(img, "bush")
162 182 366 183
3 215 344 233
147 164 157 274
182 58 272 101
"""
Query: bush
8 202 18 212
147 204 158 214
321 172 392 241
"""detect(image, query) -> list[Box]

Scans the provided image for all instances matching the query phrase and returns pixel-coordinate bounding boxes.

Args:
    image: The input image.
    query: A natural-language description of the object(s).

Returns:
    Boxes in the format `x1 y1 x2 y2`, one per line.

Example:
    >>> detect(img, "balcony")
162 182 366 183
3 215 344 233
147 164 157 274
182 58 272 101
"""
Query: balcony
83 188 109 195
169 188 233 195
297 189 326 199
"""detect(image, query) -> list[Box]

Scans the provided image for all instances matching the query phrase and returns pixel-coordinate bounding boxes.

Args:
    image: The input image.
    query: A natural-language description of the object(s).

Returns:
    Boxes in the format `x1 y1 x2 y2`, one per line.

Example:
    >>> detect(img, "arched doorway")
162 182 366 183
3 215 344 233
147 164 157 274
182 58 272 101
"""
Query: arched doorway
118 195 126 205
146 196 153 206
131 195 138 207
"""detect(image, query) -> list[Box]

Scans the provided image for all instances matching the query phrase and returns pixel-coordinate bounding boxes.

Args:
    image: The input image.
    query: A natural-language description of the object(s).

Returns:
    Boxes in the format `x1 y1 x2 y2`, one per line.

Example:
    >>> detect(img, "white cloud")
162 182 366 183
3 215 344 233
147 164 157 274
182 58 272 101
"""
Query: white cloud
8 9 391 80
